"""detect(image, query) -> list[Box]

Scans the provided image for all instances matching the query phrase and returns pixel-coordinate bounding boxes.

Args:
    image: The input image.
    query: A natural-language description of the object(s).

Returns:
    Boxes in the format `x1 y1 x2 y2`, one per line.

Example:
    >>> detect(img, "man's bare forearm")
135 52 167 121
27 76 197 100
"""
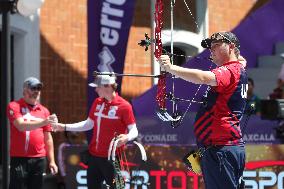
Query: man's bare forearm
13 118 50 131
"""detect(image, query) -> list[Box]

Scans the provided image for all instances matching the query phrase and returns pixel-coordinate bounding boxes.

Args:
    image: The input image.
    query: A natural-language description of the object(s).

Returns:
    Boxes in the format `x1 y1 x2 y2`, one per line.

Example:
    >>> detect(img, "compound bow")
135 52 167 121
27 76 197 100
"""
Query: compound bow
95 0 212 128
138 0 211 128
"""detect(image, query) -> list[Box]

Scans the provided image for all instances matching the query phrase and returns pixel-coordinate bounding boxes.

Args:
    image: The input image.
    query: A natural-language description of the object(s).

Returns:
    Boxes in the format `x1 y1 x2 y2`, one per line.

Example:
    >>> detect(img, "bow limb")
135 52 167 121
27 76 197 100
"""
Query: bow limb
108 137 125 188
125 141 149 187
110 138 119 161
133 141 147 162
108 137 116 161
108 137 149 187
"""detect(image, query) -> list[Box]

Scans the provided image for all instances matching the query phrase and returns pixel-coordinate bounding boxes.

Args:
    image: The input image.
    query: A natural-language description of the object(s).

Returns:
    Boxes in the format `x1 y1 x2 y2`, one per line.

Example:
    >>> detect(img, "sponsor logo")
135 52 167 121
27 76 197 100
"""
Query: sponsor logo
140 134 178 143
243 134 275 142
99 0 126 72
98 46 115 72
244 161 284 189
72 153 284 189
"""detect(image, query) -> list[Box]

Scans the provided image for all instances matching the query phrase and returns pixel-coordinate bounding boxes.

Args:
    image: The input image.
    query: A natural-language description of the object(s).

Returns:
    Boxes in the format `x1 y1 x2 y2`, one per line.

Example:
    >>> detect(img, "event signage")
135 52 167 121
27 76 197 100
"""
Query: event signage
60 144 284 189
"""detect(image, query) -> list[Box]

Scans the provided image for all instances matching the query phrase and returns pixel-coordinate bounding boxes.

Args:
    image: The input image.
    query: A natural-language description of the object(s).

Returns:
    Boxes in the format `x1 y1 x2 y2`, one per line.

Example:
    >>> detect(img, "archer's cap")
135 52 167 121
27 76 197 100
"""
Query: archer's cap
23 77 43 89
89 74 116 87
201 31 240 50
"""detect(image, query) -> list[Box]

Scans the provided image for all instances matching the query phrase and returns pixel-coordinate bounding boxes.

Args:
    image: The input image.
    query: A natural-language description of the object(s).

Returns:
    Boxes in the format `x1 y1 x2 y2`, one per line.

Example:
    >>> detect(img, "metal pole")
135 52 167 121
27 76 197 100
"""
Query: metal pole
1 2 12 189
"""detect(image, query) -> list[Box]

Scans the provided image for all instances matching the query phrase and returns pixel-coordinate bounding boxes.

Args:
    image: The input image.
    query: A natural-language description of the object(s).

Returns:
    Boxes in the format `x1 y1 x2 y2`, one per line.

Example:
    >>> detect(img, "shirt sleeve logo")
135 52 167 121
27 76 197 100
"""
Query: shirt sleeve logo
21 107 29 115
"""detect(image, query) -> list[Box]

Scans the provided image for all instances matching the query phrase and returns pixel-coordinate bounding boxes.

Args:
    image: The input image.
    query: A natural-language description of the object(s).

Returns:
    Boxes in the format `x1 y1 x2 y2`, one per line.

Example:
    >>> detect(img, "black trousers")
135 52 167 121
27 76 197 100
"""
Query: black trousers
87 155 115 189
9 157 46 189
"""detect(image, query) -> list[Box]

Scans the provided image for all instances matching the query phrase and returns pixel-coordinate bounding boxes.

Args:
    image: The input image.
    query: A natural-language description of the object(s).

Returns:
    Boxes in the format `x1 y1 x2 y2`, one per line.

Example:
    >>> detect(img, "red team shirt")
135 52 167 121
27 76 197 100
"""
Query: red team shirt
7 98 52 157
88 93 136 157
194 61 247 146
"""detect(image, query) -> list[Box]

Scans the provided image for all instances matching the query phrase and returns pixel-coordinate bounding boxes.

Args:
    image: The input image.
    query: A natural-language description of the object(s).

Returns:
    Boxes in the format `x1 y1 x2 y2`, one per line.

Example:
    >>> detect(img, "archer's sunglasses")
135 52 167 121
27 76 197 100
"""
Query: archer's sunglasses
30 86 42 91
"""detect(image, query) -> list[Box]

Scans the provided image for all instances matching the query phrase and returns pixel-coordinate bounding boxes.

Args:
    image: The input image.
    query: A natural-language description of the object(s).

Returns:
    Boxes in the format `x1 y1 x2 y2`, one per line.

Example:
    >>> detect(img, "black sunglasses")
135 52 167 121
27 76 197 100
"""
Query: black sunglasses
30 86 42 91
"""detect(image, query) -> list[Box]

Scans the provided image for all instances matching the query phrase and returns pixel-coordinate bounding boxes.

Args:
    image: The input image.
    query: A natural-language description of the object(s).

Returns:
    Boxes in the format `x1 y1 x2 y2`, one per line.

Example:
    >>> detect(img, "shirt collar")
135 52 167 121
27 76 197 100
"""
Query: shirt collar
221 61 240 67
20 98 41 110
102 92 118 104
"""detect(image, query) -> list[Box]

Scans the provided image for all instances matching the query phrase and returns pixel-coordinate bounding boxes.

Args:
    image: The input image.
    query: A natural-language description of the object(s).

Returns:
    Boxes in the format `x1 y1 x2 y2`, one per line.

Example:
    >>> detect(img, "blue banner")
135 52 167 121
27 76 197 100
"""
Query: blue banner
87 0 136 105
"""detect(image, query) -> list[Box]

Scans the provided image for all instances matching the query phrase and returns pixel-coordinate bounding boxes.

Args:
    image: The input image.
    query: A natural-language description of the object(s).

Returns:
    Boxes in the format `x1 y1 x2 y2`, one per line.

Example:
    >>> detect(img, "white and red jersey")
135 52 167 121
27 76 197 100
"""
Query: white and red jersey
7 98 52 157
88 93 136 157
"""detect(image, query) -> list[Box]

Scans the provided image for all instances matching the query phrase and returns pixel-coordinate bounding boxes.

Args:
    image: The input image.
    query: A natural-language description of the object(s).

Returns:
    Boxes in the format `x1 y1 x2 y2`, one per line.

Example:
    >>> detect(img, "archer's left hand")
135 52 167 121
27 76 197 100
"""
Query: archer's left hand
158 55 172 72
116 134 129 147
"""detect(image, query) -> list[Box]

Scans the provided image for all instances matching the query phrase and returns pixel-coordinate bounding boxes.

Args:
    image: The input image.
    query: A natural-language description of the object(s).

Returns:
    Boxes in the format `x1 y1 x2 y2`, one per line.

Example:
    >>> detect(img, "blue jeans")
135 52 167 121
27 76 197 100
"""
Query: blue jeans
201 145 246 189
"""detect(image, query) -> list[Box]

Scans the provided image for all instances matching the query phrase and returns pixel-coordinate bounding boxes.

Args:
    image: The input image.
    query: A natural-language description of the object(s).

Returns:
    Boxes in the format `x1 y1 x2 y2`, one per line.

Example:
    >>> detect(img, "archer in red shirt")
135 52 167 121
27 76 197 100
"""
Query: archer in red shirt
53 74 138 189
